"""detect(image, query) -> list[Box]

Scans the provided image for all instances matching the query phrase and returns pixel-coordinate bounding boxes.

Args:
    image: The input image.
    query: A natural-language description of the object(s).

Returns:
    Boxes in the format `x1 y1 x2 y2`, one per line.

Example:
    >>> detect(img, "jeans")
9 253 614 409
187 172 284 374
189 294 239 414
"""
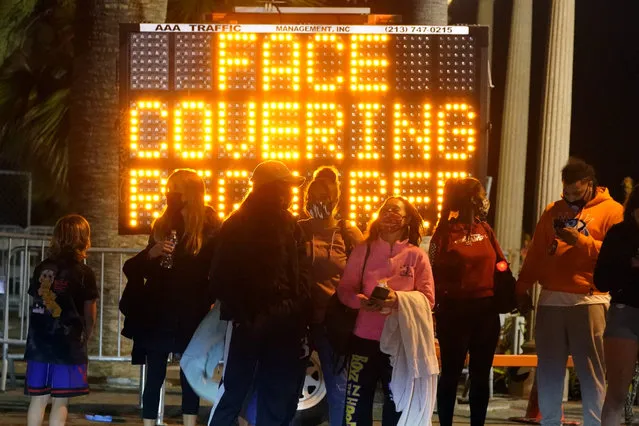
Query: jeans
536 304 607 426
435 298 501 426
311 324 348 426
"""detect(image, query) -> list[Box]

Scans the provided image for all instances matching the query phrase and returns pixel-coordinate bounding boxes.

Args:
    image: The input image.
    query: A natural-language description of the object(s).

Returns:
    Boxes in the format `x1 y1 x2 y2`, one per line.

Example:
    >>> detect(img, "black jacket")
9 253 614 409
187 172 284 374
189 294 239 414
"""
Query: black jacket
594 220 639 308
210 205 311 332
120 207 220 357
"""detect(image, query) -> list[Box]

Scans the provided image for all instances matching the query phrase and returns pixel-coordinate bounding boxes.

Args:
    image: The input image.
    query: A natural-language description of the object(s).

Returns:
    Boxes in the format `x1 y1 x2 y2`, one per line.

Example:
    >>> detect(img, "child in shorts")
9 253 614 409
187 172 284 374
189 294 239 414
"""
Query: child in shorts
24 215 98 426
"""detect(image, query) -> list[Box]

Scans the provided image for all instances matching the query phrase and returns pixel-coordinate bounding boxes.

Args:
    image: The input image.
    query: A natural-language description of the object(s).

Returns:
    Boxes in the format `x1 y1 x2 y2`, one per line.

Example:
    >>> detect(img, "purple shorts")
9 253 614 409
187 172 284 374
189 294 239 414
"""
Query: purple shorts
25 361 89 398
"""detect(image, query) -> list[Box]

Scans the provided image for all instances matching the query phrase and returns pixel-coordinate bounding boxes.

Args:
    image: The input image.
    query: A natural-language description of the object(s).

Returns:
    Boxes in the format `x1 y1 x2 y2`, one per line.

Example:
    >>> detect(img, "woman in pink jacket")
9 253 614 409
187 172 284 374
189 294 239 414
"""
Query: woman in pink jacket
337 196 435 426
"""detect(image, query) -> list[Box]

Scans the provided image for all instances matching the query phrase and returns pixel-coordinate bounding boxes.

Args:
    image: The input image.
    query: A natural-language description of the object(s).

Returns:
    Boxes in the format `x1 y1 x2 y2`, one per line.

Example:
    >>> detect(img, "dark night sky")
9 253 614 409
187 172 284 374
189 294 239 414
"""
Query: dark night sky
448 0 639 235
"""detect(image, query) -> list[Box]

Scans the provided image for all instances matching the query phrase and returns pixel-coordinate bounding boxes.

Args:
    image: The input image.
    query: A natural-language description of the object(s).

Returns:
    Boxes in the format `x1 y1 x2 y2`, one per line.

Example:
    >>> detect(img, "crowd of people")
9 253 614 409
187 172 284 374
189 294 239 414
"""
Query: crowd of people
20 157 639 426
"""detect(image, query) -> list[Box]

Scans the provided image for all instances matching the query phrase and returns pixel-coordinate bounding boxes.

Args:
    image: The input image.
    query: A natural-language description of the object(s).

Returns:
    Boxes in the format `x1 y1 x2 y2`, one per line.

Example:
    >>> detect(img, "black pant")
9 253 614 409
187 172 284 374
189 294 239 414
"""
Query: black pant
344 336 400 426
142 350 200 419
435 298 501 426
209 321 304 426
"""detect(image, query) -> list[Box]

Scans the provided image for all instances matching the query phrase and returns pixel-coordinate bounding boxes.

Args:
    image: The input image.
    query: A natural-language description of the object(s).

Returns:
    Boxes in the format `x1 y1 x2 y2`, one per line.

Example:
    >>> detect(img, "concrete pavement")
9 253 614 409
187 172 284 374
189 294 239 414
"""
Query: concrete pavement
0 385 598 425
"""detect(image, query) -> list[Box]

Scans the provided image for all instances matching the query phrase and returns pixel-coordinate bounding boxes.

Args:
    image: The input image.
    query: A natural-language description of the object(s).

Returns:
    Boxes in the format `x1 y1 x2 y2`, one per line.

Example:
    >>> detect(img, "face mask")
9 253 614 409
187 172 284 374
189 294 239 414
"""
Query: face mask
566 198 587 210
307 201 333 220
563 186 591 210
166 192 185 214
379 211 405 234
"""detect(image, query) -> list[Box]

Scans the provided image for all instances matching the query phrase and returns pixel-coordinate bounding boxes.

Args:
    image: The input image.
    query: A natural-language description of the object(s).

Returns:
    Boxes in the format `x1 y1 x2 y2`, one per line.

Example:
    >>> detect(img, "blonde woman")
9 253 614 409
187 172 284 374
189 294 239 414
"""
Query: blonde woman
123 169 221 426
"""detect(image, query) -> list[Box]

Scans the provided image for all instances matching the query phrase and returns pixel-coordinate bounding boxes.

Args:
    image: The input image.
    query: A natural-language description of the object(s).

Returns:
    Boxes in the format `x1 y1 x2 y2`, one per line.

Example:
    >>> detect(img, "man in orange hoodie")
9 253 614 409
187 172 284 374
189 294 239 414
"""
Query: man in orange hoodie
517 158 624 426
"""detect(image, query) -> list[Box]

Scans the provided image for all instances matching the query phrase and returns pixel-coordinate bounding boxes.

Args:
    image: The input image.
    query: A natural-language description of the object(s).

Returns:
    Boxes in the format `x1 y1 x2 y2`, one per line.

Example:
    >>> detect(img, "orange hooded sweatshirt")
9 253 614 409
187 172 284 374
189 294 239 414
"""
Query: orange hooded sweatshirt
517 187 623 295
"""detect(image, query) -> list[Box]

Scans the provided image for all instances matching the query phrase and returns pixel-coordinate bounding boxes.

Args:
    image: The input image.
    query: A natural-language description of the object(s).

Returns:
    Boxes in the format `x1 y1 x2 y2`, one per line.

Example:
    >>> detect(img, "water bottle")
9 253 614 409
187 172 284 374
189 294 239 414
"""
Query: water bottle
376 280 392 315
160 230 178 269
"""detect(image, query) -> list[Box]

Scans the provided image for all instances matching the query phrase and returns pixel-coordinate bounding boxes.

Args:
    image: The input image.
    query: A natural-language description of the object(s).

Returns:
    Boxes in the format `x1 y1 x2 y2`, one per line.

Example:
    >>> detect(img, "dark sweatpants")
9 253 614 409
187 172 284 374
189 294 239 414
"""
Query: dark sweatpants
343 336 401 426
209 321 304 426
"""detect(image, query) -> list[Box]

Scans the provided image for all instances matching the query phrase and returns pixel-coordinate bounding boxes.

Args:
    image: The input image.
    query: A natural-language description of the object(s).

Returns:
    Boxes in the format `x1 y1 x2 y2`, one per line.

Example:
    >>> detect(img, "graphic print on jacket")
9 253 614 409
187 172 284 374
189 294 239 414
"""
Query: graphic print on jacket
25 259 98 365
429 221 502 300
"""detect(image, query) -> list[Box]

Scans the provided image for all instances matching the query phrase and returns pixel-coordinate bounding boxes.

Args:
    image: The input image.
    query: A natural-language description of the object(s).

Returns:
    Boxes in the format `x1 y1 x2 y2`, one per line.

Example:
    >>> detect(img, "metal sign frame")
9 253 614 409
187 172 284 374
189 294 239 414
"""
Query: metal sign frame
118 24 489 234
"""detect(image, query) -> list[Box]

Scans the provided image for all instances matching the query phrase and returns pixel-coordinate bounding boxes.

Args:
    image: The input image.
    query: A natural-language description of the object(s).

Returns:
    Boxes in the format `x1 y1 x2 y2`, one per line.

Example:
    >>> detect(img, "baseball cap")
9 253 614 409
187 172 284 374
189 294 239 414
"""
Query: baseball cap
250 161 305 189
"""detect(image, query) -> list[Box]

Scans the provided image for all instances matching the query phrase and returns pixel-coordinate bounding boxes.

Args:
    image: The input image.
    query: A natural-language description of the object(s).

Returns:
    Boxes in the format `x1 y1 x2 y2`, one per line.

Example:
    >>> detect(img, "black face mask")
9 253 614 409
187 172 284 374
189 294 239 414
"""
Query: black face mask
563 186 591 210
565 198 587 210
165 192 185 214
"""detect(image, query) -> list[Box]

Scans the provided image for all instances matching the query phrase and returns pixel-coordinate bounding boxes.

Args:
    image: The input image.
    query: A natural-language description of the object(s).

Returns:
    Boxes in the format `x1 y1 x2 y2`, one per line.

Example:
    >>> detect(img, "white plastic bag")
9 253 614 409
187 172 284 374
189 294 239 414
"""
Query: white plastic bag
180 304 231 405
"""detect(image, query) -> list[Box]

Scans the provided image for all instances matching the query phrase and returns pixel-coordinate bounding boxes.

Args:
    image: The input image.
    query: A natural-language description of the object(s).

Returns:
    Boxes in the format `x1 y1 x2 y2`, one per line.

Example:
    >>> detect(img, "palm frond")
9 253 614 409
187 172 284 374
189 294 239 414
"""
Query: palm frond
0 88 69 200
0 0 74 205
0 0 40 66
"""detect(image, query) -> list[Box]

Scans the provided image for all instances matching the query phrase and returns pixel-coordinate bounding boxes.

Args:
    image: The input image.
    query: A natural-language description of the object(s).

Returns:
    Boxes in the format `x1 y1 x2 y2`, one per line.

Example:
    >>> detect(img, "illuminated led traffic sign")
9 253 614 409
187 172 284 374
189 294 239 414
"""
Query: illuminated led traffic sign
119 24 488 234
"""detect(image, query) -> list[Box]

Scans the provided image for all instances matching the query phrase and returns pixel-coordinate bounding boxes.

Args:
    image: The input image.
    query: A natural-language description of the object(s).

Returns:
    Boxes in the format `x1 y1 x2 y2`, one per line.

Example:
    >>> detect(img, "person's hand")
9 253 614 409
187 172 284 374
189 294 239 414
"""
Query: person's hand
517 291 533 316
556 227 580 246
148 240 175 259
357 294 382 312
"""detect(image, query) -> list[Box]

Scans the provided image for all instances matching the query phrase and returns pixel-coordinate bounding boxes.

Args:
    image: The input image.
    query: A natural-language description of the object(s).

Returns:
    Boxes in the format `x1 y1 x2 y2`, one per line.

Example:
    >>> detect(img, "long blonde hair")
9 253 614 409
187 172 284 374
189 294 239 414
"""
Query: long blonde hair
152 169 208 255
50 214 91 261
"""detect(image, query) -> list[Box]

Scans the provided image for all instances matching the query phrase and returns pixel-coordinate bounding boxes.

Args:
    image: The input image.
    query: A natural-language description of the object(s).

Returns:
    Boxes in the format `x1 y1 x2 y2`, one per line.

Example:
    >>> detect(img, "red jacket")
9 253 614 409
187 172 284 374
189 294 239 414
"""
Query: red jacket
429 220 505 300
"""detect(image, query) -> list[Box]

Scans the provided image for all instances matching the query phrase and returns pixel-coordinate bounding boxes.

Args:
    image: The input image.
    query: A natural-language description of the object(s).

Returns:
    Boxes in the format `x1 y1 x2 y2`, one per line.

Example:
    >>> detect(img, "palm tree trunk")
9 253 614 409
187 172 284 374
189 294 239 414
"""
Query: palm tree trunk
69 1 167 238
403 0 448 26
68 0 167 379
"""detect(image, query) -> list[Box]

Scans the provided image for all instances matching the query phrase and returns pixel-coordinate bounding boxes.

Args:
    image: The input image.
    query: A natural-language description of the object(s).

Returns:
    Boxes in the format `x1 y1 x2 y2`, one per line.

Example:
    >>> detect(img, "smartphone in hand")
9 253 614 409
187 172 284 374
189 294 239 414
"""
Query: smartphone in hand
370 286 390 303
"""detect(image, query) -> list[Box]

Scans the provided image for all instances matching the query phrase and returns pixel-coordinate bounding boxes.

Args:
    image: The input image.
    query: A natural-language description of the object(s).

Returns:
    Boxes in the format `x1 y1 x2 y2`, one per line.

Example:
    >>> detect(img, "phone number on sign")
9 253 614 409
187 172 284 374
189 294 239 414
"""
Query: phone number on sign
384 26 456 34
